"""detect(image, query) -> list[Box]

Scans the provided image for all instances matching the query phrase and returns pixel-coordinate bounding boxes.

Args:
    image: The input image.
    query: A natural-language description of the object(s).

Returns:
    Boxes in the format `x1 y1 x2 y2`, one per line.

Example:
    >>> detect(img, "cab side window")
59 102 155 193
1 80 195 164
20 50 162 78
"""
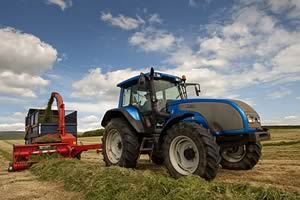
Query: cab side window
122 87 131 107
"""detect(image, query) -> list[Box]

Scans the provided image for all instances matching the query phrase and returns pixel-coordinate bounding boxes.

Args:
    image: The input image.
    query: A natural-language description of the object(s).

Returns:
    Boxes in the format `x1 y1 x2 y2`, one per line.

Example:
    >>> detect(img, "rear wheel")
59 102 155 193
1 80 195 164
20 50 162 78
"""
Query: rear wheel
220 143 261 170
102 118 140 168
163 122 220 180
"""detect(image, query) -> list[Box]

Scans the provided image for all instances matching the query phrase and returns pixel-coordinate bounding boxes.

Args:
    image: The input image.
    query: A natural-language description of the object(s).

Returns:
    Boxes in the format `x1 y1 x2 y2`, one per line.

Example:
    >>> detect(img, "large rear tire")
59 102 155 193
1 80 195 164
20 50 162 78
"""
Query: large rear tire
163 122 220 180
102 118 140 168
220 143 261 170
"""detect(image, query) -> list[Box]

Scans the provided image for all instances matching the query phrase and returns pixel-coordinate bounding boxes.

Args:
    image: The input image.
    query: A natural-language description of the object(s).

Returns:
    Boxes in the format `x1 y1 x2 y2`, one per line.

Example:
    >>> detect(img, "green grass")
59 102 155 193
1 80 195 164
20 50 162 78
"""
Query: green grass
30 159 300 200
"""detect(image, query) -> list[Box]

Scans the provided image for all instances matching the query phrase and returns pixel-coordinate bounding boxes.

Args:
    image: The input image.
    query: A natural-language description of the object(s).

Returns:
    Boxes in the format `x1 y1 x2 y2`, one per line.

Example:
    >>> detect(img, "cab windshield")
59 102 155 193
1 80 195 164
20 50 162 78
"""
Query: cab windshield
154 80 183 101
126 79 183 112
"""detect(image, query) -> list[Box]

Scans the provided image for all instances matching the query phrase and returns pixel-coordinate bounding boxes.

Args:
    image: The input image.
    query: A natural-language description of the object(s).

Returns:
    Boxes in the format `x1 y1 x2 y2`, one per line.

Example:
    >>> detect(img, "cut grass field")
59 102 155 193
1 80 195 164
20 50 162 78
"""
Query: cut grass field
0 128 299 199
30 159 299 200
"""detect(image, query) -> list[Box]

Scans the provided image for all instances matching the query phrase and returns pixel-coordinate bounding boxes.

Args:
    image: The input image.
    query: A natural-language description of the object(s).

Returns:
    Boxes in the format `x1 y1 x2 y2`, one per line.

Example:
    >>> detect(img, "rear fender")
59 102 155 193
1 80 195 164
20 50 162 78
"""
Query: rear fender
101 108 144 133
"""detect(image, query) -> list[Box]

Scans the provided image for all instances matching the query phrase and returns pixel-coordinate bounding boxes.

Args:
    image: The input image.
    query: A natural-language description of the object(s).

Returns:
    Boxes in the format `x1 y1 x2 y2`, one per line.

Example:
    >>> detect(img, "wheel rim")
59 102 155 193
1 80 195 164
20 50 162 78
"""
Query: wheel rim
169 136 199 175
221 145 246 163
106 129 123 164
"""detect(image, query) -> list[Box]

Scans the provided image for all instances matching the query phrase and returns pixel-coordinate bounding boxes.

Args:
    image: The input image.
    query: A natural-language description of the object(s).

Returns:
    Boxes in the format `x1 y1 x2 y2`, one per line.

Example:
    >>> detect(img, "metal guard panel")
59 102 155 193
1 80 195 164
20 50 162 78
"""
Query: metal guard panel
177 99 248 132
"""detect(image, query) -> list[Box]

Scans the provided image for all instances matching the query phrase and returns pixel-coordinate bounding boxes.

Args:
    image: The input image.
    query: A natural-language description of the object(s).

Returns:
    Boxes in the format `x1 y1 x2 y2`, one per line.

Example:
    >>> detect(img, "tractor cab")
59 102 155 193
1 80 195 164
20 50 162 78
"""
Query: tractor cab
119 74 180 110
116 69 200 130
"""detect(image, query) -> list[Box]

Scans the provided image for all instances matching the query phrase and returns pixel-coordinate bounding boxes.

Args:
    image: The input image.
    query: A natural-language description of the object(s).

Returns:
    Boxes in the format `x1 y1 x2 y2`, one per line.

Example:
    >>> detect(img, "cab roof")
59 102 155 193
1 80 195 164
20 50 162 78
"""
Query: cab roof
117 71 182 88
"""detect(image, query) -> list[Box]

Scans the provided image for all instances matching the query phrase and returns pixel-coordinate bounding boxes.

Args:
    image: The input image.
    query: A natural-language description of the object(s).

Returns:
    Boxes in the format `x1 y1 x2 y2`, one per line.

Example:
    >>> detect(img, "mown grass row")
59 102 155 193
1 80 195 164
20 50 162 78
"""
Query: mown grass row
263 140 300 147
30 159 300 200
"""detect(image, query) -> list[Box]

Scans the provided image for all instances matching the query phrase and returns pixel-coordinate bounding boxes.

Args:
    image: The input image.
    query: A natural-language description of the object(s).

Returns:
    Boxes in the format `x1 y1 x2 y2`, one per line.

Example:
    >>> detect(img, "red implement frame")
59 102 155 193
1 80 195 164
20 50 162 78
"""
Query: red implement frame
9 92 102 172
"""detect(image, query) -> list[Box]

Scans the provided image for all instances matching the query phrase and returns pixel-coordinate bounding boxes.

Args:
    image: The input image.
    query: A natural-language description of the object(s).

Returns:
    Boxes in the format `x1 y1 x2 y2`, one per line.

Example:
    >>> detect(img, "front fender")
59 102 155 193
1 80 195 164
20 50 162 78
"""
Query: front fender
162 111 209 133
101 107 144 133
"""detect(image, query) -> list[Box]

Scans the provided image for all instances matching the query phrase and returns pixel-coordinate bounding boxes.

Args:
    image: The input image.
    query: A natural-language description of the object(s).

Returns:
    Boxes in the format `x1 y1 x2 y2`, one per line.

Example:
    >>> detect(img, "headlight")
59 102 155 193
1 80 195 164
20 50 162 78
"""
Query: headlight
247 115 255 123
256 117 261 123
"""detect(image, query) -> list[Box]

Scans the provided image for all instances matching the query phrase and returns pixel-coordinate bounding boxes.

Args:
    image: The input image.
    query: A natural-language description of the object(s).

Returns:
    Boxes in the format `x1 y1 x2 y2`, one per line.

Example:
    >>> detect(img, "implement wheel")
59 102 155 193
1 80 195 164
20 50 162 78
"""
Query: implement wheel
102 118 140 168
163 122 220 180
220 143 261 170
8 162 14 172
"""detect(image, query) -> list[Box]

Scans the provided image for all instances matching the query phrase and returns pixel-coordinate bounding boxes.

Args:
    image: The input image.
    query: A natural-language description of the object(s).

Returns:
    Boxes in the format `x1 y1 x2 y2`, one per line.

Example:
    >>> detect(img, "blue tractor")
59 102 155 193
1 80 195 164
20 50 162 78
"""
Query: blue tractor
101 68 270 180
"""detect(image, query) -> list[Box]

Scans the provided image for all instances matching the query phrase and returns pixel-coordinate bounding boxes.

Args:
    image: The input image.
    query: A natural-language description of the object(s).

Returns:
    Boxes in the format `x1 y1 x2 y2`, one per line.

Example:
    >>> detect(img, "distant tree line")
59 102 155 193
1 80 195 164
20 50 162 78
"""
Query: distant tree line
80 129 105 137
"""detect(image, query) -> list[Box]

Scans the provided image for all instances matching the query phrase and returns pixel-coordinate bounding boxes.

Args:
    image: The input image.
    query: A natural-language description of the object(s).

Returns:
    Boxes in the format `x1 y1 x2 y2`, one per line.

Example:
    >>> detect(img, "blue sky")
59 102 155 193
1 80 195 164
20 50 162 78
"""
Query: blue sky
0 0 299 131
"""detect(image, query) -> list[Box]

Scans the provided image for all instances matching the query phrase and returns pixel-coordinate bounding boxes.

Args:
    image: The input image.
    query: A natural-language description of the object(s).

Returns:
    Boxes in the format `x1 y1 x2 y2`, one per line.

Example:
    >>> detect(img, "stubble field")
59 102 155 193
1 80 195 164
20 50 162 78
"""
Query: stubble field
0 128 299 199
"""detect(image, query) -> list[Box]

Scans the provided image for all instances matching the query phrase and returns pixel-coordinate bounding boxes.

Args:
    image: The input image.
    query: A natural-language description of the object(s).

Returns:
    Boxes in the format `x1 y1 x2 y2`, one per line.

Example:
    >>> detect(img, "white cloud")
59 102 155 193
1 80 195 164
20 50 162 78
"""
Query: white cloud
65 101 117 115
0 96 27 105
78 115 101 132
148 14 163 24
272 44 300 73
0 112 26 124
263 118 300 125
101 12 145 30
0 27 57 97
80 115 99 123
125 4 300 97
284 115 299 120
265 114 300 125
47 0 72 11
71 67 142 99
170 4 300 88
268 88 292 99
297 96 300 100
0 27 58 75
129 27 176 52
65 101 116 130
0 123 24 131
0 71 49 97
268 0 300 19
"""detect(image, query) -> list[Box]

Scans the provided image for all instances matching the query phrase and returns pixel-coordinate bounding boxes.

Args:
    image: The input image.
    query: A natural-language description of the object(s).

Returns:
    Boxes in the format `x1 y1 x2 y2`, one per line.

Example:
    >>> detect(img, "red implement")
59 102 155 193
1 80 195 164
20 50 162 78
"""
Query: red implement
8 92 102 172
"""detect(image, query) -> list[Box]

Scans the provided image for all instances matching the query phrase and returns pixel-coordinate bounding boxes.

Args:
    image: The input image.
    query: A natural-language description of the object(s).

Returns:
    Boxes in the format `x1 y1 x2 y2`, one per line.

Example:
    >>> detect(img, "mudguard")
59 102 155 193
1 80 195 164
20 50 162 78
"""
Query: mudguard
101 107 145 133
162 112 208 133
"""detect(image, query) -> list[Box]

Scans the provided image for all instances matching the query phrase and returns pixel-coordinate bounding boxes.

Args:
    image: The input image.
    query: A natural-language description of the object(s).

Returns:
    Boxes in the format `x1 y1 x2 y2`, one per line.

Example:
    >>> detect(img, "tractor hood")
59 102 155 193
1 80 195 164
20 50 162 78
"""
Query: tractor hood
167 98 261 132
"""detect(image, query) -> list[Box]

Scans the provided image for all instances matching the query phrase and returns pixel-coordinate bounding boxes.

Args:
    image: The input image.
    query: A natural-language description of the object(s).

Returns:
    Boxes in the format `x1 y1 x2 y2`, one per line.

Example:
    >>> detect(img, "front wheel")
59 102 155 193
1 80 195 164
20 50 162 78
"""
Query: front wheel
220 143 262 170
163 122 220 180
102 118 140 168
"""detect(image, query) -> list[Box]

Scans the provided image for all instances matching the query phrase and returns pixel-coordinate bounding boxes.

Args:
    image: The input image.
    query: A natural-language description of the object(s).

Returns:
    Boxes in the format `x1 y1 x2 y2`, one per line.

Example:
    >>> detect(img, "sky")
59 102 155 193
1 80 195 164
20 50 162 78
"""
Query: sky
0 0 299 132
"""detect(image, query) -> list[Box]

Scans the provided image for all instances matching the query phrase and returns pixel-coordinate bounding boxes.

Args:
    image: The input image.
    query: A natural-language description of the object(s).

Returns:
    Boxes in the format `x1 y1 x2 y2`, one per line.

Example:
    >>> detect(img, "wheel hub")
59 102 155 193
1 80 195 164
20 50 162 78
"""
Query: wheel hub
169 136 199 175
221 145 246 163
105 129 123 164
184 148 195 160
117 142 122 150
